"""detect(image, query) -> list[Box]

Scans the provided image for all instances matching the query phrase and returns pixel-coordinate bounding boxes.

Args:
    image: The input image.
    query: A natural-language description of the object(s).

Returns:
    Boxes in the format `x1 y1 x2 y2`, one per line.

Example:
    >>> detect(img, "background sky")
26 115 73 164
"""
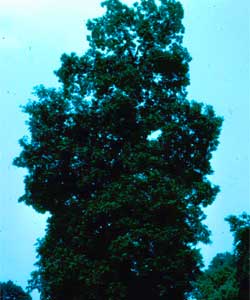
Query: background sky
0 0 249 299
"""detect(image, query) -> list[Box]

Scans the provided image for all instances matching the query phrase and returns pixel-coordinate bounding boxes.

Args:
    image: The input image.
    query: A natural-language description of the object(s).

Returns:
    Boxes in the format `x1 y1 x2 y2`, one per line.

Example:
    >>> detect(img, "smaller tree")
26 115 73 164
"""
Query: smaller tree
192 252 238 300
193 212 250 300
0 281 32 300
226 212 250 300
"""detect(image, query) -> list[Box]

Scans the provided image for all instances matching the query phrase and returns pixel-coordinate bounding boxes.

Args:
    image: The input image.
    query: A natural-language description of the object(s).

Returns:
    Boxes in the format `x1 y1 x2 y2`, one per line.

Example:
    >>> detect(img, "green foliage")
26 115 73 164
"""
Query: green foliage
192 252 238 300
14 0 222 299
0 281 32 300
192 213 250 300
226 213 250 300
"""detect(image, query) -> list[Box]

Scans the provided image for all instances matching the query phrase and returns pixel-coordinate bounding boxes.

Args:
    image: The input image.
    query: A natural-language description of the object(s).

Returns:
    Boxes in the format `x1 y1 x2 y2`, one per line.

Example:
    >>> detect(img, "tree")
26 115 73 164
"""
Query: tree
14 0 222 299
192 213 250 300
0 281 32 300
192 252 238 300
226 213 250 300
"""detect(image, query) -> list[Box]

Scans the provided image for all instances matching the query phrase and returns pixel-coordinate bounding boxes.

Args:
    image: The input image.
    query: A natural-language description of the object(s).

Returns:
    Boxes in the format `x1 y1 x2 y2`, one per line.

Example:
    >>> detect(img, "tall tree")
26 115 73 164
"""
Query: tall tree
14 0 222 299
226 213 250 300
0 281 32 300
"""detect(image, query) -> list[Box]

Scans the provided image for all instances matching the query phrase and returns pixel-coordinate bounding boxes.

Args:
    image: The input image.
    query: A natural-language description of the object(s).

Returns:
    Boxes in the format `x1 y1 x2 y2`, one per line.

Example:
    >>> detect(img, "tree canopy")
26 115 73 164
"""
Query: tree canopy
0 281 31 300
192 252 238 300
226 212 250 300
191 212 250 300
14 0 222 299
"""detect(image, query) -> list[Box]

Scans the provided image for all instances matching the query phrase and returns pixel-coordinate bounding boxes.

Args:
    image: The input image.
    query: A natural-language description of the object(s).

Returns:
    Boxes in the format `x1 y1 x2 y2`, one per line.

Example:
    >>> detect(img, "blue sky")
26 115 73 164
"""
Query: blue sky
0 0 249 299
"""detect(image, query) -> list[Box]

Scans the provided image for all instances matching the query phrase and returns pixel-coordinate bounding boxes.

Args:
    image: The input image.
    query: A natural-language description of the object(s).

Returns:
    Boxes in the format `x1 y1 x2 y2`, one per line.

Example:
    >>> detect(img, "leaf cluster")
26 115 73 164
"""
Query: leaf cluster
192 213 250 300
192 252 238 300
0 281 32 300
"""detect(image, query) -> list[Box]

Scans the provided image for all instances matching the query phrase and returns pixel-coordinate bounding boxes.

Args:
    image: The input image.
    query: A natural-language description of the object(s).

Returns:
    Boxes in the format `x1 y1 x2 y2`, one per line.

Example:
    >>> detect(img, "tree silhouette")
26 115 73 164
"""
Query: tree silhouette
0 281 31 300
14 0 222 299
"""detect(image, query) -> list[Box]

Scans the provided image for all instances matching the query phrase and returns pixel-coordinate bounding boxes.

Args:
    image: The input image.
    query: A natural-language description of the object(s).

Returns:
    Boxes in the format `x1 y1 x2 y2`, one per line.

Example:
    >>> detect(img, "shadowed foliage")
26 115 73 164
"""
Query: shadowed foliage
226 213 250 300
14 0 222 299
192 252 238 300
192 212 250 300
0 281 32 300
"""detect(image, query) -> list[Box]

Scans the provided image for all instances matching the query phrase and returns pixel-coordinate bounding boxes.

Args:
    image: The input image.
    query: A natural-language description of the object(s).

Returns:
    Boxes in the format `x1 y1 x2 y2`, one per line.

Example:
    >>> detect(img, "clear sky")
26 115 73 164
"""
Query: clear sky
0 0 249 299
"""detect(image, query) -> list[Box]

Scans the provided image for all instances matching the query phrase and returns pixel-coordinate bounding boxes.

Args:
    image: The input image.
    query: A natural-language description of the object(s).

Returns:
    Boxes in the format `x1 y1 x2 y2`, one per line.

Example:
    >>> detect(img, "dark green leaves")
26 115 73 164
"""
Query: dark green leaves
15 0 222 299
226 213 250 300
192 253 239 300
0 281 32 300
